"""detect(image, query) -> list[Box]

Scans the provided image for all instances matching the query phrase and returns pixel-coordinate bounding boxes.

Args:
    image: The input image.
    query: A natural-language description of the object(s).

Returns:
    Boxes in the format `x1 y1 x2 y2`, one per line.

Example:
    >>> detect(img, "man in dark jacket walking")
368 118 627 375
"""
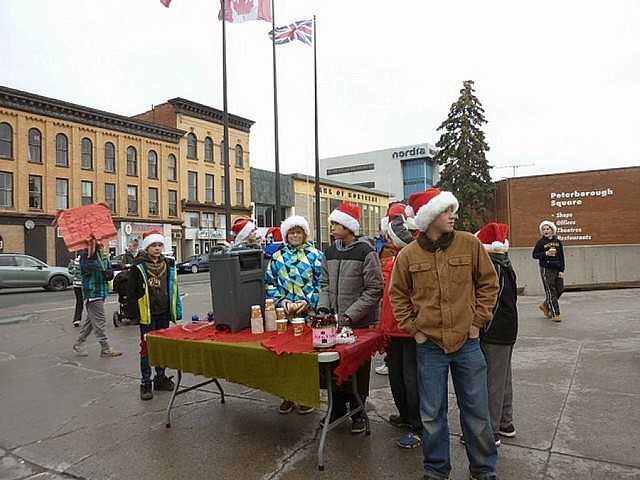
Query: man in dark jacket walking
477 222 519 443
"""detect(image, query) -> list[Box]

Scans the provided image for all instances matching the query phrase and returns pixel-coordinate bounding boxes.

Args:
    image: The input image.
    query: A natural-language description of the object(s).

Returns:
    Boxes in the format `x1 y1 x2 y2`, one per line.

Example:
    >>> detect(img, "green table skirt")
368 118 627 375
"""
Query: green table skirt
147 335 322 407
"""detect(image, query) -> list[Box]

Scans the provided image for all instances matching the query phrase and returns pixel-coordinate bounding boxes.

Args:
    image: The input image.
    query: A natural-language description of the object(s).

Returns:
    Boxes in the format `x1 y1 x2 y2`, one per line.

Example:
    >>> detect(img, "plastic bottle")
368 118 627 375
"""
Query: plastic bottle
264 299 277 331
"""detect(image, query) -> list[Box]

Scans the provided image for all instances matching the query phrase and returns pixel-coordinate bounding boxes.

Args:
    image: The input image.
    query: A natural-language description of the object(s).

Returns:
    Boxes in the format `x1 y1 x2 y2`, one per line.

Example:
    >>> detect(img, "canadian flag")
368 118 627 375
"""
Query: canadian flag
218 0 272 23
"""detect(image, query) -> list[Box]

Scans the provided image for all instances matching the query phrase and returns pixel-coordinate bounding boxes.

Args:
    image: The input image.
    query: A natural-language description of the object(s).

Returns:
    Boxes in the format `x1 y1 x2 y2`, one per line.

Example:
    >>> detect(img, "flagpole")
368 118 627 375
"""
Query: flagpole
222 0 232 238
313 15 321 246
271 0 281 225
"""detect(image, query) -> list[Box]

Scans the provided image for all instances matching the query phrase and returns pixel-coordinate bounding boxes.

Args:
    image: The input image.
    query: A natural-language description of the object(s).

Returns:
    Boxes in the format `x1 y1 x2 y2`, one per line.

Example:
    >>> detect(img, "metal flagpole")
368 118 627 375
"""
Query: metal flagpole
271 0 281 225
313 15 321 246
222 0 232 239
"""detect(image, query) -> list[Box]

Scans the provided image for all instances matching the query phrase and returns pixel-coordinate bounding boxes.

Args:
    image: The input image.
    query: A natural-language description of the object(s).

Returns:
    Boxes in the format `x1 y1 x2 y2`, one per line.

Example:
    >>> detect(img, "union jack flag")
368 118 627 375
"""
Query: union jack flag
268 19 313 46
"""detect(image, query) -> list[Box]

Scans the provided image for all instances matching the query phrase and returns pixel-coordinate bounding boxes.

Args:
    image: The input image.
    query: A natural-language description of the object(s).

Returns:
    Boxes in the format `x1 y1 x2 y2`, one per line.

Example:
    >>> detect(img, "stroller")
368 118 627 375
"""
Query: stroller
112 269 138 327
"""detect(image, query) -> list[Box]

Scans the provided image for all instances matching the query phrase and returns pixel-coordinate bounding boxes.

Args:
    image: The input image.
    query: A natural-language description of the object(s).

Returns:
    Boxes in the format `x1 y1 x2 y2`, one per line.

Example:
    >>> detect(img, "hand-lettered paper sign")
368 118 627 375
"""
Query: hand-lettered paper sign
53 203 118 252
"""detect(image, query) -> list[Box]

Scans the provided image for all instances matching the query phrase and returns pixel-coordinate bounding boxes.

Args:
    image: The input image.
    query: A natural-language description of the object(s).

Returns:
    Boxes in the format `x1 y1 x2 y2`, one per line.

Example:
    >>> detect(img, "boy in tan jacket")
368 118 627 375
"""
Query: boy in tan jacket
389 188 500 480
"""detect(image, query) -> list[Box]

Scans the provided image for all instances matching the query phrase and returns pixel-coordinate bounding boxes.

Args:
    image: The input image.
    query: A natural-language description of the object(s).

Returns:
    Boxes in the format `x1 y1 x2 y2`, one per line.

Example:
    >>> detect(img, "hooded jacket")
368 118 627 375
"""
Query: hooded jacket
127 252 182 325
379 218 416 337
265 241 324 313
481 252 518 345
318 237 384 328
389 231 499 354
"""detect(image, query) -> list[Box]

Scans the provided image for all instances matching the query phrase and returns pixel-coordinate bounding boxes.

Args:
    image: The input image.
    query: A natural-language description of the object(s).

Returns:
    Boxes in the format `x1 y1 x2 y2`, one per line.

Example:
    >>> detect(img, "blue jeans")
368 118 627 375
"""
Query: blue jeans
416 338 498 479
139 312 170 384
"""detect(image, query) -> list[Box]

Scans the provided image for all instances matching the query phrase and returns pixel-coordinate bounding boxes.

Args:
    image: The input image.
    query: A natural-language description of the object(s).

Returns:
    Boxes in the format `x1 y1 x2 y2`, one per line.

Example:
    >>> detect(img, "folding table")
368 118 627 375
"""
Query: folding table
146 325 385 470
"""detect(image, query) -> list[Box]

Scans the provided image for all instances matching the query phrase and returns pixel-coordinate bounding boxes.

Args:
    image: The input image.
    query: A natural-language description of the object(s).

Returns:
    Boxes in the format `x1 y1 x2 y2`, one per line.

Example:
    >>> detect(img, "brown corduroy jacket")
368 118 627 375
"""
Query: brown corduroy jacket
389 231 499 354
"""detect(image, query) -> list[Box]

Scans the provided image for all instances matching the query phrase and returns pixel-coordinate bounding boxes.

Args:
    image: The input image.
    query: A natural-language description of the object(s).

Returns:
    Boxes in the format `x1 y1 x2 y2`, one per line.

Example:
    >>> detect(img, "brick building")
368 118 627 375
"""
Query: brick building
493 166 640 247
0 85 254 265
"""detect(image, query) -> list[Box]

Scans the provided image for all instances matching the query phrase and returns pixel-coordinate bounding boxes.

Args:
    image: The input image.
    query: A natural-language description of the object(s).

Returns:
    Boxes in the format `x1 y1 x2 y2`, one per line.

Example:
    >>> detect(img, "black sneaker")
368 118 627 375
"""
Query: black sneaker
350 417 366 434
389 414 411 428
319 408 347 427
140 383 153 400
153 375 175 391
498 424 516 438
470 476 498 480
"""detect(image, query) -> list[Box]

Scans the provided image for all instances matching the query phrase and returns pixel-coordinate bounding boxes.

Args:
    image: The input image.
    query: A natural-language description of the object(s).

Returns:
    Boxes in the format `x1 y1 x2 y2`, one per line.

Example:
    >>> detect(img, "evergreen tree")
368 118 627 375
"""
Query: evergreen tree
434 80 493 232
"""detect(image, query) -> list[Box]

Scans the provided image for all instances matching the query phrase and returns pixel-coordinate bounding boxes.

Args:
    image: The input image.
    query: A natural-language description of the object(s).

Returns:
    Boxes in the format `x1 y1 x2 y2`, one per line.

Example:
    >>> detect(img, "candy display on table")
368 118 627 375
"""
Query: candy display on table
310 312 337 348
336 325 356 344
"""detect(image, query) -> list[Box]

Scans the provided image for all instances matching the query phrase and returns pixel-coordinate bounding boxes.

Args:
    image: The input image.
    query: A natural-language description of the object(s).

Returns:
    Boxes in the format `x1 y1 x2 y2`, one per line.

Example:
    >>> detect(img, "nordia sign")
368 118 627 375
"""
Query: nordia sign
392 146 427 159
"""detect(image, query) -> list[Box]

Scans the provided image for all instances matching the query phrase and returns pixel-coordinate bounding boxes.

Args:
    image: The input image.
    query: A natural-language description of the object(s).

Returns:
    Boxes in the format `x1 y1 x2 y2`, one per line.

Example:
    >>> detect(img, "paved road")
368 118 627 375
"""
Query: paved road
0 285 638 479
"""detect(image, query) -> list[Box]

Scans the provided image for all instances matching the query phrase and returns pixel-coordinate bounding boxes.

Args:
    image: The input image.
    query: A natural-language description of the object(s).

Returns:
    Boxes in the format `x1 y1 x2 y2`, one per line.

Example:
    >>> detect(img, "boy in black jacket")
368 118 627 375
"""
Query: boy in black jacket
477 222 518 443
532 220 565 322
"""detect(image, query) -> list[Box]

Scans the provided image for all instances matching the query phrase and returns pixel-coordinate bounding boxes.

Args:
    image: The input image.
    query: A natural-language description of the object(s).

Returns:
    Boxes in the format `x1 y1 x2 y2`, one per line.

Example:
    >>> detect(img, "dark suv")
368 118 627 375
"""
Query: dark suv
177 254 210 274
0 253 72 291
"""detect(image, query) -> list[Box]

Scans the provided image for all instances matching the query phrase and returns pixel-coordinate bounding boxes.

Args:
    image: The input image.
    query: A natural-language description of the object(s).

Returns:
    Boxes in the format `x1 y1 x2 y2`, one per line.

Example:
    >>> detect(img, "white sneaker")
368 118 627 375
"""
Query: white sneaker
375 364 389 375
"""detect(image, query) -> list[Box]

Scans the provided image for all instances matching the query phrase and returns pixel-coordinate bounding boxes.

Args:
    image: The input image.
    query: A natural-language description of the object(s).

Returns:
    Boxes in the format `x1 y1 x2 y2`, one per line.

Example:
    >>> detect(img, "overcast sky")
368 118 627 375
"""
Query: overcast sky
1 0 638 181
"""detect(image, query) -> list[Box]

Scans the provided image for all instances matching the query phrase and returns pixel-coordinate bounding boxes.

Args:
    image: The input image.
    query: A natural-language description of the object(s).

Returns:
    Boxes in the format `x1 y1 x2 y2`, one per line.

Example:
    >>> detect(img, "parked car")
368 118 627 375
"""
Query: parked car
0 253 72 291
177 254 210 274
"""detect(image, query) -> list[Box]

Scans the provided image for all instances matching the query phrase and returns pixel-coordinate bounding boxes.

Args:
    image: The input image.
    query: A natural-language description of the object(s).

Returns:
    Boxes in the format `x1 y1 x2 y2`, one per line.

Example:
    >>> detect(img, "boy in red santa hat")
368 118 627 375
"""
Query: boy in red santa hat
476 222 519 443
128 229 182 400
378 202 423 449
316 202 384 434
230 218 261 248
389 188 499 480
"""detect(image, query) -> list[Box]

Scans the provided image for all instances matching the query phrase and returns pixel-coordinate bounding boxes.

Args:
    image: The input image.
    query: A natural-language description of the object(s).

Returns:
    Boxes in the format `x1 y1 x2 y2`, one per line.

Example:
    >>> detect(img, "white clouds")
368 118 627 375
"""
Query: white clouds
1 0 638 180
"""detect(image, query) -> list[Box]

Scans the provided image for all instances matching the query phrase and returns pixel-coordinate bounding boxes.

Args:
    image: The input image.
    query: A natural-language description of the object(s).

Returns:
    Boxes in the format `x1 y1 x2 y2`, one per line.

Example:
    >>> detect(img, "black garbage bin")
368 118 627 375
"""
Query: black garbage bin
209 247 265 332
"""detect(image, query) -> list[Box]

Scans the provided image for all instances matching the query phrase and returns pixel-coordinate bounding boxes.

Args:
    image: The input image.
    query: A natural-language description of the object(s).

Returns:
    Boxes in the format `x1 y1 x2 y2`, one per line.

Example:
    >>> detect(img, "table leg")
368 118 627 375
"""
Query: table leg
165 371 226 428
318 363 367 469
317 362 333 470
165 370 182 428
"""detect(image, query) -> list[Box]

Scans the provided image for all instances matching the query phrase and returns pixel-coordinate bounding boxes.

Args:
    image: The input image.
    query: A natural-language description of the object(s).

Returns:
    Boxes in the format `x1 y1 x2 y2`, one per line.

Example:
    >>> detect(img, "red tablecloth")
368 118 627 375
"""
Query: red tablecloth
150 323 387 385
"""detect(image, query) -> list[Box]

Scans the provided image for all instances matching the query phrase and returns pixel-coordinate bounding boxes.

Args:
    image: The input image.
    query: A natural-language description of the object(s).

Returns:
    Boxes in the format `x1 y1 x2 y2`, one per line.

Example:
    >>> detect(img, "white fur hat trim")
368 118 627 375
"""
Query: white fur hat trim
483 239 510 252
141 233 164 250
280 215 310 240
328 209 360 235
413 191 459 232
234 221 256 245
539 220 557 235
